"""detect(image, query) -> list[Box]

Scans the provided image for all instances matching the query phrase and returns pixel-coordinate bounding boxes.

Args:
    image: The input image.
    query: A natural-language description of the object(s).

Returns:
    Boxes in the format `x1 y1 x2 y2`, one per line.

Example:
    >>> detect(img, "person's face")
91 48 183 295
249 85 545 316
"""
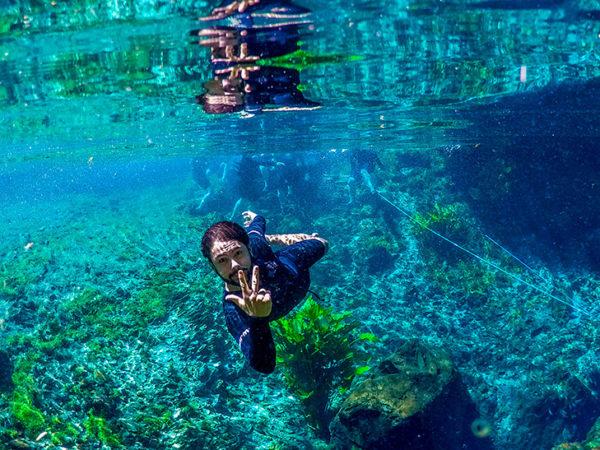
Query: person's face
210 240 251 284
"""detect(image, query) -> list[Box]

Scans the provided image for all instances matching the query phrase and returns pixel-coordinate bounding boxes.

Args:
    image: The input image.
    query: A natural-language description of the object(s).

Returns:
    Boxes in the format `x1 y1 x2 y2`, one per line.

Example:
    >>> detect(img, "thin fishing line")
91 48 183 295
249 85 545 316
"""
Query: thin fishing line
481 232 549 284
376 190 592 318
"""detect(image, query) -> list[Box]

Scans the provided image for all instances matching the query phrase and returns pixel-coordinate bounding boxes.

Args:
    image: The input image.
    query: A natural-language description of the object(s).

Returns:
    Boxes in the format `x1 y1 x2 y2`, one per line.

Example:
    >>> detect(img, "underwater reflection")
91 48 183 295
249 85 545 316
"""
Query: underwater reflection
192 0 320 115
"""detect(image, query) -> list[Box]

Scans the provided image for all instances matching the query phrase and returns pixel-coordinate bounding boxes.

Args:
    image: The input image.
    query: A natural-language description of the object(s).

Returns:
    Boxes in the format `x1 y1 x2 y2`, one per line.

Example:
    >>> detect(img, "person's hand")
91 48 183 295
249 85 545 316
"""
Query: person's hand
242 210 257 226
225 266 272 317
199 0 260 21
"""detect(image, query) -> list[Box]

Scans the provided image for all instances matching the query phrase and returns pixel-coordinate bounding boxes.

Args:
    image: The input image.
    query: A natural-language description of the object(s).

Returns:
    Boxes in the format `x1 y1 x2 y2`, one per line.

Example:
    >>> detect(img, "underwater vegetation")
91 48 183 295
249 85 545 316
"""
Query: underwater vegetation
271 296 376 439
412 202 478 263
0 202 244 448
350 215 404 275
10 352 46 438
0 245 53 303
82 409 122 447
2 279 172 445
1 0 599 447
409 202 505 302
256 49 363 72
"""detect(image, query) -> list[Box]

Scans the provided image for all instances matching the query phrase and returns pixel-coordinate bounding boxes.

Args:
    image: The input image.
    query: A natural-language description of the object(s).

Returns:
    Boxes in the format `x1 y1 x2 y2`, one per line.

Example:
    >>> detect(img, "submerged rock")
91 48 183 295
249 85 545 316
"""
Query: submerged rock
329 340 493 449
552 415 600 449
520 370 600 450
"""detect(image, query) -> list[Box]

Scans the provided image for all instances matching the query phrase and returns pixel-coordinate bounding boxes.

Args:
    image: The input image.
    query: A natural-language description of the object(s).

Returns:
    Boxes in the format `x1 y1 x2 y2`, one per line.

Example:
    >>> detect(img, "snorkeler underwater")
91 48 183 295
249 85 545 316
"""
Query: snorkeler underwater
1 0 600 448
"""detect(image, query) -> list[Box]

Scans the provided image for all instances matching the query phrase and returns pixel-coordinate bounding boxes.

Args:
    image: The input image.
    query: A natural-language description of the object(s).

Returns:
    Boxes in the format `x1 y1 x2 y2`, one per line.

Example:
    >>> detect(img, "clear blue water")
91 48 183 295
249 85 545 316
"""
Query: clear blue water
1 0 600 448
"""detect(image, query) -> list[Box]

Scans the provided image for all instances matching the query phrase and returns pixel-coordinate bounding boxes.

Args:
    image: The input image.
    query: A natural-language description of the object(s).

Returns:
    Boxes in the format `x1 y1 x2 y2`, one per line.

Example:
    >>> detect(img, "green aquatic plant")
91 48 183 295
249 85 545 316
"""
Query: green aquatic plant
257 49 363 71
125 287 168 327
0 13 19 35
137 410 172 435
429 260 498 303
412 202 478 264
83 409 123 448
351 217 403 275
48 416 80 446
10 398 45 437
413 203 461 233
9 352 45 438
123 403 174 446
0 247 52 301
457 260 497 298
61 288 125 340
60 283 169 342
271 297 375 439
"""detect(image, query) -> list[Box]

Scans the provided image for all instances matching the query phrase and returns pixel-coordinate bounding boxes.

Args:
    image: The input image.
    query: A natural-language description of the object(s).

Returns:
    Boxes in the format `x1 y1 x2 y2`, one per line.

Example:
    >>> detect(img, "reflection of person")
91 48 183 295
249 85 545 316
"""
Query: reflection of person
196 77 248 114
195 0 318 114
201 210 328 374
243 65 320 113
195 23 319 114
200 0 311 23
196 24 303 60
197 64 319 114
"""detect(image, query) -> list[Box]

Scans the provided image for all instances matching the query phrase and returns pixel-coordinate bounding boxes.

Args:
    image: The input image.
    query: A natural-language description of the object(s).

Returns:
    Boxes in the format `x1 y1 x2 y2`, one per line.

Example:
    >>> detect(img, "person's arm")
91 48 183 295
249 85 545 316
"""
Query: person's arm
243 211 276 259
244 211 266 235
223 300 276 374
223 266 275 374
266 233 329 251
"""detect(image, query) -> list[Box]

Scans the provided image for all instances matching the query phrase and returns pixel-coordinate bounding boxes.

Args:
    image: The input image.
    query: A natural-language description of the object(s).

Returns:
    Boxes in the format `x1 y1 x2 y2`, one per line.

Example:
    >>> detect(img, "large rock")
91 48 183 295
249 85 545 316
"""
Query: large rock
329 340 493 449
552 415 600 449
586 418 600 448
523 371 600 450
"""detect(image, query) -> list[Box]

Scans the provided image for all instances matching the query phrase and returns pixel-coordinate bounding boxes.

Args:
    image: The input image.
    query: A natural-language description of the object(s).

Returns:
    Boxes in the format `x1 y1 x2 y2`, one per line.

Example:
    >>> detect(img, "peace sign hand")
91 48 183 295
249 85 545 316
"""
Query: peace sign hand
225 265 272 318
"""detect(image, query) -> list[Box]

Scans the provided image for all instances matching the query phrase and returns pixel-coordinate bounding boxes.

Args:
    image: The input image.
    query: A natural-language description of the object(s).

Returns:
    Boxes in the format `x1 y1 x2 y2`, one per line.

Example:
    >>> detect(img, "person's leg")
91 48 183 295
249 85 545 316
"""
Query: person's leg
275 239 326 277
271 239 326 315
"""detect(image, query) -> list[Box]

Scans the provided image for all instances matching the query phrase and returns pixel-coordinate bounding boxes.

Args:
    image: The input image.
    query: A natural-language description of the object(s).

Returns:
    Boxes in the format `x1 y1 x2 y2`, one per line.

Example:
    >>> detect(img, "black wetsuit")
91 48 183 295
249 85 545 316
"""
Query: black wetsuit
222 215 326 373
244 66 320 113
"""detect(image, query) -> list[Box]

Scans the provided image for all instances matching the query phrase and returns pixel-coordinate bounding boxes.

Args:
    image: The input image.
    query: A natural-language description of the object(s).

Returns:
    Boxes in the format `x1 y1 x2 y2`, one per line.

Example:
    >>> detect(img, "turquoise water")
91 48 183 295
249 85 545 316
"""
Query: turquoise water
1 0 600 448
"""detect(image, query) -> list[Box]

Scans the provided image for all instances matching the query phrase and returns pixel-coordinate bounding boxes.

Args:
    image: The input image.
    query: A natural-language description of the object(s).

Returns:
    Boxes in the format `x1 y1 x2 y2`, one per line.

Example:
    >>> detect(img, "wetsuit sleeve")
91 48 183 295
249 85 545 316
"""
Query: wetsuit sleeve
245 215 276 260
223 299 276 374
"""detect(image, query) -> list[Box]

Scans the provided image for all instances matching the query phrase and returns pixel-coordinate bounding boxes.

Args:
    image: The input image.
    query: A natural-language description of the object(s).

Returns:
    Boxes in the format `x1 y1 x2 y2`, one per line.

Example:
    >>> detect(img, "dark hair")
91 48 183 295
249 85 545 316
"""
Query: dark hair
201 221 249 260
